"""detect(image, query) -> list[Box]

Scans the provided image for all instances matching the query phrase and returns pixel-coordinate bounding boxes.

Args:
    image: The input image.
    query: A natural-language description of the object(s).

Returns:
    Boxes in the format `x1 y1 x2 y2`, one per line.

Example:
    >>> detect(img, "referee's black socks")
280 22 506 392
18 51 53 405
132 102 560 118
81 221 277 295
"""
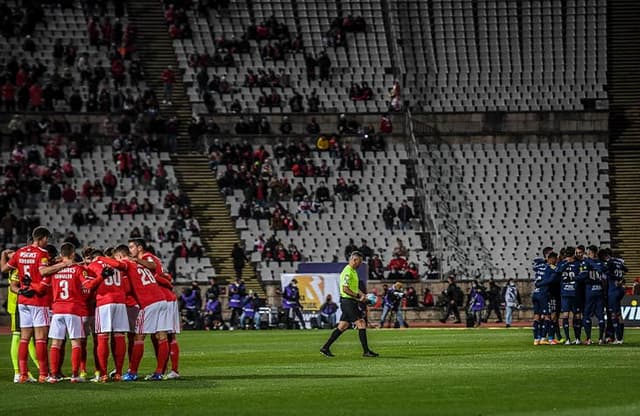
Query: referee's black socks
322 328 344 350
358 329 369 352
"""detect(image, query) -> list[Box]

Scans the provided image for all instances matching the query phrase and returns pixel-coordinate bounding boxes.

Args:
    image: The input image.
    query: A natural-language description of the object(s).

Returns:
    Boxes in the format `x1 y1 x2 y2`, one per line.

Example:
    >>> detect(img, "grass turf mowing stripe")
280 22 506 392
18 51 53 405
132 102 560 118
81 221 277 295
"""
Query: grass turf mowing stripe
0 329 638 415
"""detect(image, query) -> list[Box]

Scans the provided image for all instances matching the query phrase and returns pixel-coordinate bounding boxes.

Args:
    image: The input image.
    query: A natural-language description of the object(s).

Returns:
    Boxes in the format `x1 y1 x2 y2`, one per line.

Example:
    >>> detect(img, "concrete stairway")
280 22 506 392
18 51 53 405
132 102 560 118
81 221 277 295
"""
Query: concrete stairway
607 0 640 275
128 1 261 293
172 155 262 295
127 0 191 153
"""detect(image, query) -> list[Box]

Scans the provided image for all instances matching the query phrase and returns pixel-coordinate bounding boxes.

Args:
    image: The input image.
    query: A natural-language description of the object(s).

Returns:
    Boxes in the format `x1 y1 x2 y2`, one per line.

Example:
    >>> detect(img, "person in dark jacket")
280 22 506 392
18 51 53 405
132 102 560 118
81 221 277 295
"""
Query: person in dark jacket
440 276 462 323
485 279 503 323
231 242 248 280
282 278 305 329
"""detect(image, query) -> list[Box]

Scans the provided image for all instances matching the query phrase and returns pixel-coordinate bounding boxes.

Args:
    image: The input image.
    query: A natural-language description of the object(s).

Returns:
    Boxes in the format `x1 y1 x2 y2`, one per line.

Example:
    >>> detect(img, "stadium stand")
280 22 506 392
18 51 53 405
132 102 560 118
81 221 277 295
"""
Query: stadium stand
390 0 607 112
4 0 635 313
417 138 610 280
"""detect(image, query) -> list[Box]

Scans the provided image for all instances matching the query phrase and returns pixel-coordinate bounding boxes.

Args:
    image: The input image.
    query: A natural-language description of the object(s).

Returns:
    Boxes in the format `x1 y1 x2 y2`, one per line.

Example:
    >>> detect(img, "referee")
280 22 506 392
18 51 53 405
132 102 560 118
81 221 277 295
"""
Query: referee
320 251 378 357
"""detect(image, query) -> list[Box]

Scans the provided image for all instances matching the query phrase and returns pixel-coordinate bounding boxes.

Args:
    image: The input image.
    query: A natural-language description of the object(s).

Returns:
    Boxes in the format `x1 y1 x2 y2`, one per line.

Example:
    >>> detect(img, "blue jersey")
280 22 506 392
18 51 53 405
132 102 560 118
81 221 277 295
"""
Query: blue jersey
534 264 560 297
606 257 627 294
578 258 605 296
531 257 547 295
557 260 580 297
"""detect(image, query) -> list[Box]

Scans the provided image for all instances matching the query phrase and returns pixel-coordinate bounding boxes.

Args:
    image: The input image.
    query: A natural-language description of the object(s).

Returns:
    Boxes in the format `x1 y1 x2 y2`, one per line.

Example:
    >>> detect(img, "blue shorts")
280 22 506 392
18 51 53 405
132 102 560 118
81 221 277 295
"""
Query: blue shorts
561 296 582 314
584 293 604 321
607 288 625 314
532 293 549 315
548 296 561 314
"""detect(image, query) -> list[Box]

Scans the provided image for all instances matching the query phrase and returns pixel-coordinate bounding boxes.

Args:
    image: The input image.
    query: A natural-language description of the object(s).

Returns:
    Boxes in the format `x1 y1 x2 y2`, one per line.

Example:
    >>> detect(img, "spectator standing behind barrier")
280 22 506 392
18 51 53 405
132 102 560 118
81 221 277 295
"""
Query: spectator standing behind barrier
379 282 407 328
161 65 175 104
397 200 413 231
282 278 306 329
469 286 485 327
319 294 338 329
227 277 245 330
503 279 521 328
485 279 503 323
440 276 462 324
231 242 248 280
382 202 395 230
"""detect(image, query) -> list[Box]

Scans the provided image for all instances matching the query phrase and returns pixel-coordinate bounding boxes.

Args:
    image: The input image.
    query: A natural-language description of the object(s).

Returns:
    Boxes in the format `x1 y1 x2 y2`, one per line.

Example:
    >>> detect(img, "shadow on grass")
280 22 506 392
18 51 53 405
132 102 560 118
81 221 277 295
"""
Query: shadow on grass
189 374 366 381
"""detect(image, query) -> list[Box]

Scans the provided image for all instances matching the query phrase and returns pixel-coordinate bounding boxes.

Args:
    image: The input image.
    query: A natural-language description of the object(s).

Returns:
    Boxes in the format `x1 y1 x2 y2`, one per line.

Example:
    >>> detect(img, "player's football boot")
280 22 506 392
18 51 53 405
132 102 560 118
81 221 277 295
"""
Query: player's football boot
145 373 164 381
112 373 122 382
598 339 605 345
557 338 566 344
70 375 86 383
613 339 624 345
320 348 335 357
583 339 592 345
362 350 379 357
165 371 180 380
38 375 49 383
539 339 550 345
122 372 138 382
549 339 559 345
573 339 581 345
533 339 540 346
564 339 572 345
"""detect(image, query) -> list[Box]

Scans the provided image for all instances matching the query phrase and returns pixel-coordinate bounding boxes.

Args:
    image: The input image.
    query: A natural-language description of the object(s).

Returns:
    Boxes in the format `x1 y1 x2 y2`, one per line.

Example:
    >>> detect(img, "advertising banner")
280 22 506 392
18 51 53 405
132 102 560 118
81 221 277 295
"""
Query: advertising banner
281 273 341 313
621 296 640 327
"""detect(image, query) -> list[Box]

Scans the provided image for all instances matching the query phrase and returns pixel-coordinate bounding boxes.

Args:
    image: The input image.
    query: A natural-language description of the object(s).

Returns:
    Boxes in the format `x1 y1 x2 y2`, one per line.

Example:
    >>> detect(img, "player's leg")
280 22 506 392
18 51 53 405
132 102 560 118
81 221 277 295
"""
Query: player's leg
595 297 605 344
48 314 67 383
32 306 51 382
125 305 148 380
355 318 377 356
531 295 541 344
583 299 593 344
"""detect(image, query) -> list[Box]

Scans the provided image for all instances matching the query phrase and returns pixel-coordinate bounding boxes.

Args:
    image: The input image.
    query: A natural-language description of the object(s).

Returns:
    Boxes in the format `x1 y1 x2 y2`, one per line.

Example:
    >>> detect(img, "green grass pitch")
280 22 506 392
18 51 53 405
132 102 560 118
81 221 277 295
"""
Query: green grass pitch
1 328 639 416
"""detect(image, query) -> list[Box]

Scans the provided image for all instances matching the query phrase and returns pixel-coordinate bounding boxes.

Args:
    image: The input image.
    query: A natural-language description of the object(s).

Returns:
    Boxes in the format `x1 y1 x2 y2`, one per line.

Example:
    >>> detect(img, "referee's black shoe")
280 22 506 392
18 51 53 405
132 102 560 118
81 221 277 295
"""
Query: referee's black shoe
320 348 335 357
362 350 379 357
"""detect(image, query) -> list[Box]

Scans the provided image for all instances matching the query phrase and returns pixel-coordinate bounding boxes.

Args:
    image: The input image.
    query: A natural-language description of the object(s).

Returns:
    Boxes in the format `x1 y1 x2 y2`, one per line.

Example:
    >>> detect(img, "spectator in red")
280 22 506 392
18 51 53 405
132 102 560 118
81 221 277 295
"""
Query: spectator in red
380 113 393 133
111 58 126 87
92 180 104 200
2 80 15 112
44 140 61 161
421 288 434 307
102 169 117 197
174 239 189 258
29 82 42 111
161 65 175 104
80 179 93 199
62 183 77 204
88 17 100 46
168 24 181 39
387 254 408 273
164 4 175 24
404 262 419 280
62 159 74 177
189 242 203 259
128 197 139 214
15 67 28 88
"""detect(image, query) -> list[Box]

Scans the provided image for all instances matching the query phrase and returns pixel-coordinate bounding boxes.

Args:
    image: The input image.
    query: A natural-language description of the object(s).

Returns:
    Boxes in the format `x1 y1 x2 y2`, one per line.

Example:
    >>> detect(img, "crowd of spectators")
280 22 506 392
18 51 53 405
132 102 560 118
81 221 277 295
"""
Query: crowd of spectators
253 234 303 263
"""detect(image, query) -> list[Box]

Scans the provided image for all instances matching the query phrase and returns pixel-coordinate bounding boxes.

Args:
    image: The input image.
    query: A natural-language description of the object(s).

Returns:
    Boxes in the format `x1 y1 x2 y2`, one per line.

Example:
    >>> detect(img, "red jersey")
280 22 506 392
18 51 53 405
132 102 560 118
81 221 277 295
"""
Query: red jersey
84 257 130 307
122 259 165 308
7 245 51 307
50 265 88 315
142 252 177 302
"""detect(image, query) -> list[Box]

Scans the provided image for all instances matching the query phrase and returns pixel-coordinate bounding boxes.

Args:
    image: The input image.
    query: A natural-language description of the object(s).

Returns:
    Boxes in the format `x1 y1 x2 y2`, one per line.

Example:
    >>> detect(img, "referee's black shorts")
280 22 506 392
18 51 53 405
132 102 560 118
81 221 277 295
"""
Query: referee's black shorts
340 298 362 323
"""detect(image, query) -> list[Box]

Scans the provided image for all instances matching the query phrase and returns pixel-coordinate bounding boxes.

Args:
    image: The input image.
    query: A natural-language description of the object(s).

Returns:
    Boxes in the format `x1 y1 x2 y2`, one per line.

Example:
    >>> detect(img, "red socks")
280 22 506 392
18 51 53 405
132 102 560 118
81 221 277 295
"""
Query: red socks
155 339 169 375
129 340 144 374
97 334 110 376
49 345 60 378
18 339 29 376
35 339 48 378
71 345 82 377
113 334 126 375
170 339 180 373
